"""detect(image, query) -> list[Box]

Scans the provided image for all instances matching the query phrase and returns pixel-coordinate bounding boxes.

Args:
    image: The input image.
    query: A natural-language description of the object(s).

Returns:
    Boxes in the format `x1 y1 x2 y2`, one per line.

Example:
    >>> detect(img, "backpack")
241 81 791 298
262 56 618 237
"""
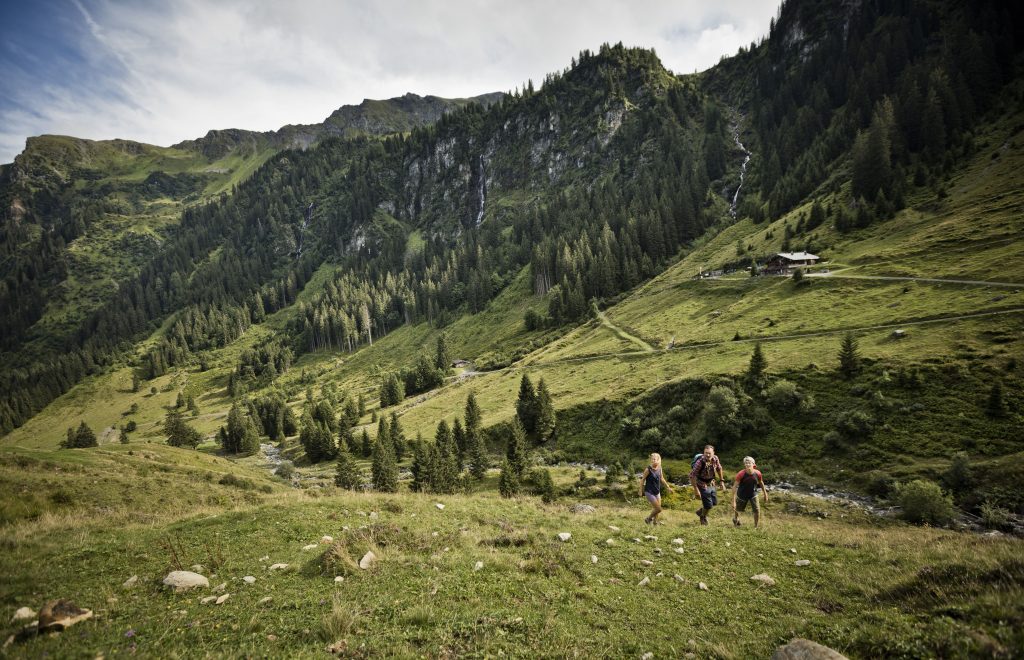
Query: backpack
691 453 702 469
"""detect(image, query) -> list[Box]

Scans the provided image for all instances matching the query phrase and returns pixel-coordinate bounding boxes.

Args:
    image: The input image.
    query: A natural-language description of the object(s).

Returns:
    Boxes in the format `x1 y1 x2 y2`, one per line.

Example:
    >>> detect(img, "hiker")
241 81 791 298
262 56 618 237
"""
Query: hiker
689 444 726 525
639 452 674 525
732 456 768 528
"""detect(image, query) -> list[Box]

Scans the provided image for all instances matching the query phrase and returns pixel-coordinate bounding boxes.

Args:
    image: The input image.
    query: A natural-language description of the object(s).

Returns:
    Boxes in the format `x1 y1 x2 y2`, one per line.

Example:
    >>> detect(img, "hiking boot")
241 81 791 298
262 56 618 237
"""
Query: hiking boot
733 517 741 527
700 515 709 526
644 516 653 525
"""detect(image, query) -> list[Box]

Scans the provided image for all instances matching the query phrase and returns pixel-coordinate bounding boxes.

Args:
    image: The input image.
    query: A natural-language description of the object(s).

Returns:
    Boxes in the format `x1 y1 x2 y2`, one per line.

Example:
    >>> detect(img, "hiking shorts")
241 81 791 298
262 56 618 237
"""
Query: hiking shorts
735 495 760 513
699 485 717 510
644 491 661 505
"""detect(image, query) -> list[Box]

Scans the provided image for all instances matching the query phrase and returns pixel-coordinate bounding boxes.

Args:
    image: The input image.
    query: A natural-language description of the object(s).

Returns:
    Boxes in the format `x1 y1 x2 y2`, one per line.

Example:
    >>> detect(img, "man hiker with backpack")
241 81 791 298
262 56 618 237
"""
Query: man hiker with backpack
689 444 726 525
732 456 768 528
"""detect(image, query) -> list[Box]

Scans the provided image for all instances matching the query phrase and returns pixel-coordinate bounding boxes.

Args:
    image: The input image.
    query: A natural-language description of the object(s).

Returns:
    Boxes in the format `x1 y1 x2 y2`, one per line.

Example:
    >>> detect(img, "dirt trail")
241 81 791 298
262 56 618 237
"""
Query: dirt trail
807 272 1024 288
595 307 654 352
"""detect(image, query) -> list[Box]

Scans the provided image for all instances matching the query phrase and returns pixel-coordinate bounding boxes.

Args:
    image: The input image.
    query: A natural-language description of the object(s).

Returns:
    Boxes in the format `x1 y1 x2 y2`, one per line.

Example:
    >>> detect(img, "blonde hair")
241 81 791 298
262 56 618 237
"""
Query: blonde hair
743 456 756 467
649 453 661 465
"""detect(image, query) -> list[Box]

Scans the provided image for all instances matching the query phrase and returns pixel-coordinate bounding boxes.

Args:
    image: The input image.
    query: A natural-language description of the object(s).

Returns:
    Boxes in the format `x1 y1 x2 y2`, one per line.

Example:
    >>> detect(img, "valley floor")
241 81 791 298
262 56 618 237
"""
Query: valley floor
2 485 1021 658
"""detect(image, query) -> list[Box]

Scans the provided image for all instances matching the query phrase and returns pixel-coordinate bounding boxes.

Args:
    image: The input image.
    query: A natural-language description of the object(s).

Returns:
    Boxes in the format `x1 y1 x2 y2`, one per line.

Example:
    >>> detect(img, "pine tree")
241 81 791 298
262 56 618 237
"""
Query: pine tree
64 421 98 448
452 418 466 470
535 378 556 442
746 342 768 389
131 372 140 393
464 391 482 433
410 433 429 492
377 415 391 456
467 426 488 480
165 409 202 449
338 425 354 454
361 429 373 458
371 429 399 492
176 392 185 409
334 445 362 490
839 332 861 379
498 459 520 498
389 412 407 460
516 374 539 435
506 418 528 478
536 468 556 503
431 420 459 493
986 381 1006 418
435 332 451 373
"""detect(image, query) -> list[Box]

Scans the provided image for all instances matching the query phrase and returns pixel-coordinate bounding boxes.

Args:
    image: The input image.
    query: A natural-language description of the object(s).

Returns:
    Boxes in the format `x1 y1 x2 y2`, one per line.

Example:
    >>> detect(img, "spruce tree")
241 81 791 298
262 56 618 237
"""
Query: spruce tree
389 412 407 460
535 378 556 442
986 381 1006 418
498 459 520 498
839 332 861 379
536 468 556 503
334 445 362 490
467 426 488 480
746 342 768 389
452 418 466 470
64 421 98 448
361 429 373 458
338 425 354 454
435 332 451 373
410 433 429 492
506 418 528 478
431 420 459 493
377 415 391 456
371 430 399 492
464 391 482 433
516 374 539 435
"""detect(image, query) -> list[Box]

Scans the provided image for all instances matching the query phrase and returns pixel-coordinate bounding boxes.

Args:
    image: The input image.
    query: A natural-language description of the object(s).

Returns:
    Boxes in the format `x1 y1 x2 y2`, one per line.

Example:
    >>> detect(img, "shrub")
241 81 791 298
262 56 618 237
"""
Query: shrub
979 501 1013 531
275 461 295 480
896 480 954 526
766 379 799 410
833 409 874 442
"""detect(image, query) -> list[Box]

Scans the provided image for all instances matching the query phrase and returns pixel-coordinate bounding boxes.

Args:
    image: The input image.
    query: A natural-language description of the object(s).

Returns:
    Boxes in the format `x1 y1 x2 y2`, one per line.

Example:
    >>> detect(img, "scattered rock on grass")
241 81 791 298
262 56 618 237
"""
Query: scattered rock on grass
435 503 445 511
213 582 227 593
795 560 811 567
570 503 596 514
591 555 598 564
334 576 344 583
243 576 256 584
605 538 616 546
674 575 685 583
359 551 376 570
215 594 230 605
163 571 209 593
38 600 93 632
750 574 776 586
11 608 36 623
698 582 709 591
320 536 334 544
790 548 797 554
558 533 572 542
258 597 273 606
638 577 650 587
644 535 657 541
771 638 849 660
640 560 654 567
671 538 684 546
474 561 484 571
674 547 685 554
200 596 217 605
122 575 138 589
269 563 288 571
608 525 620 532
302 544 318 551
642 653 654 660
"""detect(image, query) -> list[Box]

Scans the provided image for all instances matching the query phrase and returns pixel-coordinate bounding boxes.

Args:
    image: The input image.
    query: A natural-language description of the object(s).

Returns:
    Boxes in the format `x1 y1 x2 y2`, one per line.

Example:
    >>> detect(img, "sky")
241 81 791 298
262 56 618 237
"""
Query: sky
0 0 779 164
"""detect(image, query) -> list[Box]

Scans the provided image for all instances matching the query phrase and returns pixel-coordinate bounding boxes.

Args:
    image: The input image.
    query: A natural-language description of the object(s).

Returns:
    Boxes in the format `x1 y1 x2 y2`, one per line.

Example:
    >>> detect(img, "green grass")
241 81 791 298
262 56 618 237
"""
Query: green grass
1 485 1021 658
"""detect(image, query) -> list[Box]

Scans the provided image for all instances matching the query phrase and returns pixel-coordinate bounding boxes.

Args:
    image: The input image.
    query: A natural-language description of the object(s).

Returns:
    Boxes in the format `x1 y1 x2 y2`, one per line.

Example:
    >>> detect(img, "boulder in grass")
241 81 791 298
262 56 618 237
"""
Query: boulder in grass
243 576 256 584
557 533 572 542
215 594 230 605
795 560 811 567
771 638 849 660
698 582 709 591
750 574 776 587
359 551 376 570
569 503 596 514
37 600 93 632
163 571 209 593
637 577 650 587
11 607 36 623
269 563 288 571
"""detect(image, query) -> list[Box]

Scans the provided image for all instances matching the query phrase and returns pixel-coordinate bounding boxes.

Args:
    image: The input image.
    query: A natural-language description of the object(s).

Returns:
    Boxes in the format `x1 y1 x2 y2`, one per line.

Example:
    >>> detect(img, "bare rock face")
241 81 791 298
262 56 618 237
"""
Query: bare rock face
771 638 849 660
162 571 209 592
37 600 93 632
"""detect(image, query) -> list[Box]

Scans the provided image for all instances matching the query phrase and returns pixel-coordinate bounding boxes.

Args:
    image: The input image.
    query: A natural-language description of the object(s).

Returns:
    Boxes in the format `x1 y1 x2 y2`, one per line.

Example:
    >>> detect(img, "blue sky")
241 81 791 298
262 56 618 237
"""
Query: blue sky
0 0 778 164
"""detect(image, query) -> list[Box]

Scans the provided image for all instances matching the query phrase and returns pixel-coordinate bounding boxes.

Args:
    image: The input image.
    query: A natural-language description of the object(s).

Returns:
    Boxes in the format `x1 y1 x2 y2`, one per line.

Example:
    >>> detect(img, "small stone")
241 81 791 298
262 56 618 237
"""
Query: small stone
671 538 684 546
642 653 654 660
570 503 597 514
213 582 227 593
790 548 797 554
163 571 209 593
11 607 36 623
269 563 288 570
369 512 379 519
267 634 278 641
655 572 664 577
638 577 650 587
260 555 270 561
258 597 273 606
674 575 685 583
320 536 334 544
653 547 663 554
698 582 709 591
474 561 484 571
435 503 445 510
591 555 598 564
644 535 657 541
725 542 731 547
605 538 616 546
750 574 776 586
243 576 256 584
302 544 318 551
37 601 94 630
795 560 811 567
640 560 654 567
122 575 138 588
771 638 849 660
190 564 204 573
674 547 685 554
215 594 230 605
632 538 642 544
334 576 344 583
360 551 378 570
558 532 572 542
608 525 620 532
200 596 217 605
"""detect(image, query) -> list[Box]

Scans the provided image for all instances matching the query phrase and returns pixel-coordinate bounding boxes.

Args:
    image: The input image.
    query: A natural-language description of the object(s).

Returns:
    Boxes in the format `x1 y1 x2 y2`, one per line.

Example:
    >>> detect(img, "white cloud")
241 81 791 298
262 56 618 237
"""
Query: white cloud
0 0 778 163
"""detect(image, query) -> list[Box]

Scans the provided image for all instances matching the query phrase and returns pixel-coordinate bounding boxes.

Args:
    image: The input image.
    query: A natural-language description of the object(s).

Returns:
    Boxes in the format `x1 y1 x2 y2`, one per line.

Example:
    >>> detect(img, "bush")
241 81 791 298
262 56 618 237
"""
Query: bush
766 379 799 410
275 461 295 480
979 501 1013 531
896 479 954 526
833 409 874 442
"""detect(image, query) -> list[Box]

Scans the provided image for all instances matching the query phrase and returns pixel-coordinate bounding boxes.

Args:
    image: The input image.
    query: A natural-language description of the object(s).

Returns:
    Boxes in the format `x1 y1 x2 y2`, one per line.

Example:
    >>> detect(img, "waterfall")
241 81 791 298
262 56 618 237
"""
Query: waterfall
729 118 751 218
475 156 486 227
